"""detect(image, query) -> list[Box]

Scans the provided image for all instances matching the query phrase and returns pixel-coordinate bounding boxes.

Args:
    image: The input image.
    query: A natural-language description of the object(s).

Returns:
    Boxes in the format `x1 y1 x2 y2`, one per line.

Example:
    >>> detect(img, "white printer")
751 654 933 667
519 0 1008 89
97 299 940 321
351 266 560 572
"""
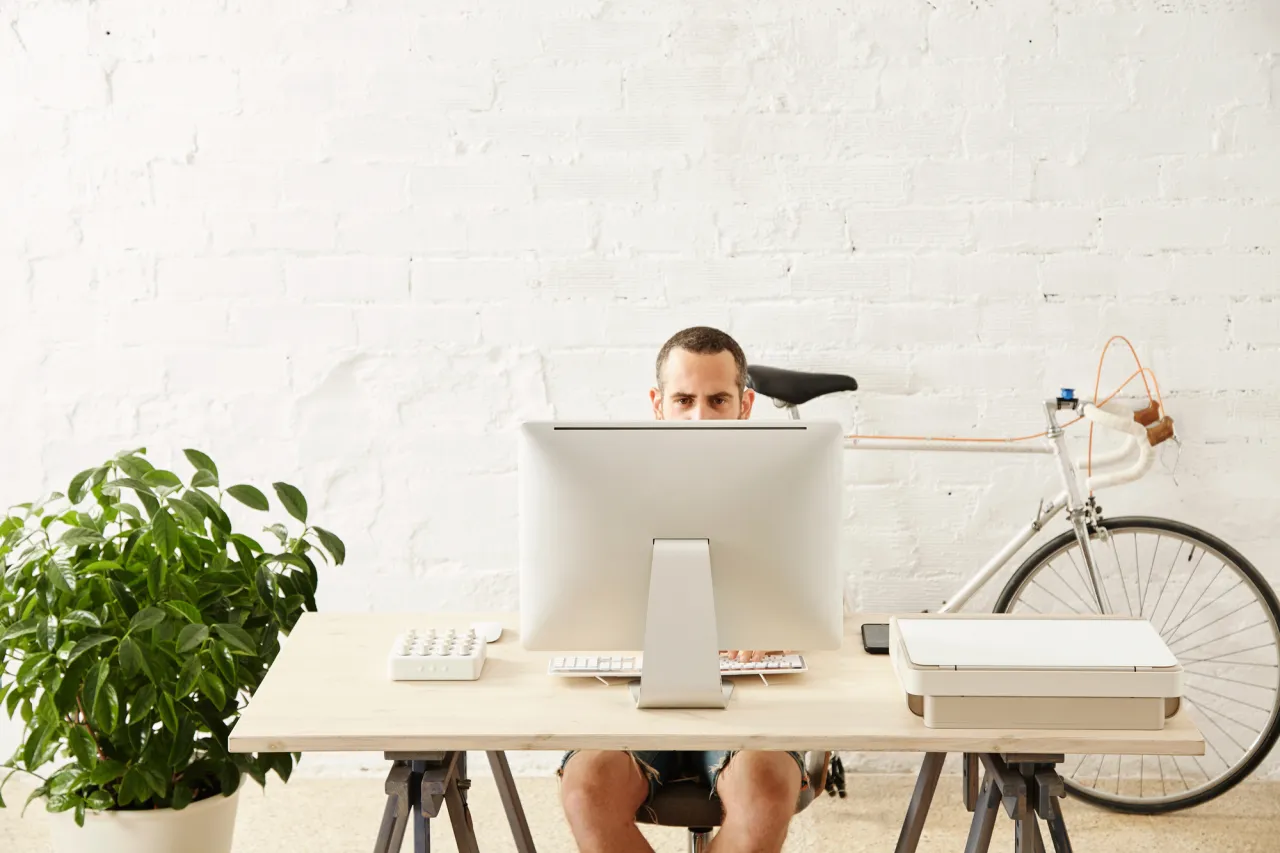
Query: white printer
889 615 1184 730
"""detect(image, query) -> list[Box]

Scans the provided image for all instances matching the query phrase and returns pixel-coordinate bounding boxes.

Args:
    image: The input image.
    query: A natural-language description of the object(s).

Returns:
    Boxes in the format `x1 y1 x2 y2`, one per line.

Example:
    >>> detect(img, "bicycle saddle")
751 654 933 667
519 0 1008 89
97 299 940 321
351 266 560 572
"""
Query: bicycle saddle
746 365 858 406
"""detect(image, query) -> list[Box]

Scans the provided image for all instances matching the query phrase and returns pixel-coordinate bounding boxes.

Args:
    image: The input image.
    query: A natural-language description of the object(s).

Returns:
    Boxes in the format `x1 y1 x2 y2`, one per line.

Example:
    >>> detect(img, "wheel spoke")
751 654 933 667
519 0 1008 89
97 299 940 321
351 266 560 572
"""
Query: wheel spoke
1139 535 1163 618
1168 597 1260 650
1027 578 1084 614
1179 647 1279 666
1158 549 1208 636
1108 534 1136 617
1184 697 1253 754
1170 579 1246 643
1172 618 1273 660
1185 683 1274 715
1186 669 1279 693
1048 560 1100 613
1007 522 1280 810
1163 562 1228 641
1063 550 1102 613
1148 539 1185 626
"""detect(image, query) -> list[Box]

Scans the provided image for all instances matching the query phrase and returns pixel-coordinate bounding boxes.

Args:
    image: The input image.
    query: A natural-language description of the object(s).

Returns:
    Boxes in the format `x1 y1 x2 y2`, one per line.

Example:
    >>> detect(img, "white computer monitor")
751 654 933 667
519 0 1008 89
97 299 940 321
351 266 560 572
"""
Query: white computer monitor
518 420 844 709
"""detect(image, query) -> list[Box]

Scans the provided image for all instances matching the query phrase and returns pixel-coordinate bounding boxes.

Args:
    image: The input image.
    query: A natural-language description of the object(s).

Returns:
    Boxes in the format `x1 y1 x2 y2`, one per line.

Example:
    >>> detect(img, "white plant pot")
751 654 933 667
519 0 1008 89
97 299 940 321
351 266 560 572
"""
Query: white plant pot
47 782 243 853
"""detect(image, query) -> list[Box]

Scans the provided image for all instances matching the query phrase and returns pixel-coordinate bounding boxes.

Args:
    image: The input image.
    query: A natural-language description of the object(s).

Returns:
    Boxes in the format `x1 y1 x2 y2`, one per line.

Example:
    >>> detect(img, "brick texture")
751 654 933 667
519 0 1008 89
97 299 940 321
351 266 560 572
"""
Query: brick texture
3 0 1278 780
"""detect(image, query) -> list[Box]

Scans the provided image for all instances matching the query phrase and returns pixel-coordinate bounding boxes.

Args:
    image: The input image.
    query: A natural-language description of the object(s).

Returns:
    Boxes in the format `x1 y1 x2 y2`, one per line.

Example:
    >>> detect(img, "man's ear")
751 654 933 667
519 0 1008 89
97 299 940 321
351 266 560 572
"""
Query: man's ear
740 387 755 419
650 387 664 420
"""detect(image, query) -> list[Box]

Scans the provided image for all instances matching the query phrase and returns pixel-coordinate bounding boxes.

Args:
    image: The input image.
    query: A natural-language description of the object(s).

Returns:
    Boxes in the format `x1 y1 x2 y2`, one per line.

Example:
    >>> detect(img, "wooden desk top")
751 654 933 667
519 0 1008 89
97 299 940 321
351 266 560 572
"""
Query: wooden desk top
228 613 1204 756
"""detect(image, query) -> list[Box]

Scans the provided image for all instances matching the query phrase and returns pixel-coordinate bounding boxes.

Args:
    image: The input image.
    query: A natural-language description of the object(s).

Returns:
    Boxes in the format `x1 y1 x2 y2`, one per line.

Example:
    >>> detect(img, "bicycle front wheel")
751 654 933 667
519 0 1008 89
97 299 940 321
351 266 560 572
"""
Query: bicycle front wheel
994 516 1280 813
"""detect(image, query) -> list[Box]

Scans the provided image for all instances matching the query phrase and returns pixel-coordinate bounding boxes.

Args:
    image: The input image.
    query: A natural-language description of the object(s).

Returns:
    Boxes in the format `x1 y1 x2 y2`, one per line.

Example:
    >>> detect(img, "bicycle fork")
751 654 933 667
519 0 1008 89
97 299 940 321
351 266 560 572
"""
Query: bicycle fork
1044 398 1108 613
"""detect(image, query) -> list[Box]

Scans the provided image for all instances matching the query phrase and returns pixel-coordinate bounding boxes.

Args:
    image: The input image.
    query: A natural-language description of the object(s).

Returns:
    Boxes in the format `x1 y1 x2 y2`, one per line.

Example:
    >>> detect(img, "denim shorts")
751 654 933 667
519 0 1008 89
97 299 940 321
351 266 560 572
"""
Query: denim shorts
558 749 809 811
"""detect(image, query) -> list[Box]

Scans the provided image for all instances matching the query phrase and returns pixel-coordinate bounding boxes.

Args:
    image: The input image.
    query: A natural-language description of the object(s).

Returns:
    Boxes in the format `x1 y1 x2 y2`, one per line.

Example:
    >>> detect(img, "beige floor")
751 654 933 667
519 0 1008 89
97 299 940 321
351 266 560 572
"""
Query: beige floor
3 773 1277 852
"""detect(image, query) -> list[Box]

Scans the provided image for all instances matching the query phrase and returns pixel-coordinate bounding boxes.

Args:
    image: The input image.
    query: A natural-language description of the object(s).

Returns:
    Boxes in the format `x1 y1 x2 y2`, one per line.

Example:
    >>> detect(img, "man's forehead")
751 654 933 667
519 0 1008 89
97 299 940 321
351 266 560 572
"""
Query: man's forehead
662 348 736 374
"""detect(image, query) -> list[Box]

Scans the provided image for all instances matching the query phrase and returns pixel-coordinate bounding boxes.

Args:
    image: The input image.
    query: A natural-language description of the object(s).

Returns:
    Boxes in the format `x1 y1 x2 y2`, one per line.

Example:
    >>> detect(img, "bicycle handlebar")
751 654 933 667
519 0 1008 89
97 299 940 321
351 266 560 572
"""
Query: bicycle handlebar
1075 401 1175 491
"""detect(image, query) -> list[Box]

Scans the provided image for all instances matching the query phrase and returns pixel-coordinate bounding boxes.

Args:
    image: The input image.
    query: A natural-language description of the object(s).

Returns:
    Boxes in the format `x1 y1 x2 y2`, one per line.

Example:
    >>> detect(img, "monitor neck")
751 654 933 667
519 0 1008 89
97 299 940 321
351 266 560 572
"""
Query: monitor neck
629 538 733 709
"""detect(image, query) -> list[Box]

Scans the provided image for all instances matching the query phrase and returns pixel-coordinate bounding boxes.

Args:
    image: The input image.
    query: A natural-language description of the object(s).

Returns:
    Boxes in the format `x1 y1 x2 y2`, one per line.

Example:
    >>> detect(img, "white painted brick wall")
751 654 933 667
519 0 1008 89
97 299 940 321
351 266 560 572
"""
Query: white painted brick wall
3 0 1280 782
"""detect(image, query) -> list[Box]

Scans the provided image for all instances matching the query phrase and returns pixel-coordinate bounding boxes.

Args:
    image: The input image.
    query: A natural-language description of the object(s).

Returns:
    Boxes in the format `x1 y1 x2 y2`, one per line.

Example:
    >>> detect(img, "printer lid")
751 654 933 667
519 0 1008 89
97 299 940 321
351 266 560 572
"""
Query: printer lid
894 616 1179 671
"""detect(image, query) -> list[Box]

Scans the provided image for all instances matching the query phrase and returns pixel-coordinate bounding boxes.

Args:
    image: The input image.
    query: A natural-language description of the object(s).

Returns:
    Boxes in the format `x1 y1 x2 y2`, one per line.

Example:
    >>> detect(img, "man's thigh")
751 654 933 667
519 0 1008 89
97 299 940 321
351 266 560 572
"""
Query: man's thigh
558 749 684 806
702 750 810 800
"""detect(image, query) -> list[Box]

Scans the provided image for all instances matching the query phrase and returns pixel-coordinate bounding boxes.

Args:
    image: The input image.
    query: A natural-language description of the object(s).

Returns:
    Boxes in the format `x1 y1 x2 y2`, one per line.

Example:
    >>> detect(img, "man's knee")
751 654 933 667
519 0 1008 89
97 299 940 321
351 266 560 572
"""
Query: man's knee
560 750 648 824
716 752 803 819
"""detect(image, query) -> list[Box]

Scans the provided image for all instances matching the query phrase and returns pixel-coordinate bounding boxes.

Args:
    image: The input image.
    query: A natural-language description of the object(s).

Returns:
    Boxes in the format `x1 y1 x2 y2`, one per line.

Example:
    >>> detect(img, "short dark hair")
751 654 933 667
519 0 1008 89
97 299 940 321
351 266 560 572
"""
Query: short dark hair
655 326 748 393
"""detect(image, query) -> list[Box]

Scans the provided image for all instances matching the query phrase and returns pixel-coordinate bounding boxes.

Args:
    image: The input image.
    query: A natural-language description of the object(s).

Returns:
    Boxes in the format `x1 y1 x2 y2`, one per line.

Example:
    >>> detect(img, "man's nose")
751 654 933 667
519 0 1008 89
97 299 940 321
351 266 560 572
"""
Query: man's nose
689 404 710 420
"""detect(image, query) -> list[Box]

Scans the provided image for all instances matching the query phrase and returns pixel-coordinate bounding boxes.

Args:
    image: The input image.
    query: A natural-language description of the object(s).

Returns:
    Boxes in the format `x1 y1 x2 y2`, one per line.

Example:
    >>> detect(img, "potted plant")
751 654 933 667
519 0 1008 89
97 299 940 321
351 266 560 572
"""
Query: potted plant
0 447 346 853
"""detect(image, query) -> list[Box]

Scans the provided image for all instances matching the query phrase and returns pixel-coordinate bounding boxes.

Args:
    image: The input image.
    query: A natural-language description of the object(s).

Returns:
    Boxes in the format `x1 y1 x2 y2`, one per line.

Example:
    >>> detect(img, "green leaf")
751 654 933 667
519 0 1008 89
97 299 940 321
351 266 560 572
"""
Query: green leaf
191 469 219 489
46 560 77 595
0 619 37 642
184 489 231 533
60 527 105 547
94 683 119 732
157 691 178 733
61 610 102 629
142 469 183 489
164 601 202 624
232 536 261 571
83 661 109 714
151 507 178 556
170 782 193 811
129 607 166 634
109 580 138 619
166 496 206 529
100 478 156 497
80 560 122 576
183 449 219 481
255 566 275 608
213 623 256 655
49 768 84 798
263 523 289 546
88 760 126 787
201 671 227 709
210 641 235 683
137 765 168 800
23 722 50 770
118 768 147 807
118 637 144 677
68 726 96 766
65 634 114 666
68 468 102 505
227 484 269 511
175 656 201 698
115 452 154 477
272 482 308 523
130 684 156 722
36 614 56 652
85 790 113 810
146 556 165 600
177 624 209 653
312 526 346 566
137 491 160 519
264 553 309 572
16 652 51 688
271 752 294 783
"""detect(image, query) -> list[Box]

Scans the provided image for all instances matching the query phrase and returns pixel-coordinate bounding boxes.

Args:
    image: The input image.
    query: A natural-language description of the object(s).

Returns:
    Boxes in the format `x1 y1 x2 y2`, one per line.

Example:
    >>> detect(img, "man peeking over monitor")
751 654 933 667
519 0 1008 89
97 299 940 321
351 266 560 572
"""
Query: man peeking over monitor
557 326 808 853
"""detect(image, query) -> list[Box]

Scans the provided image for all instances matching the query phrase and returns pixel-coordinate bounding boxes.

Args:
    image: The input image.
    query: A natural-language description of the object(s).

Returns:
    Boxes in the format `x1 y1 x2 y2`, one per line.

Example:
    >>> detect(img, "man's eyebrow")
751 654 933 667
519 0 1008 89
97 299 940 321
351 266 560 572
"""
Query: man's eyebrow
667 391 734 399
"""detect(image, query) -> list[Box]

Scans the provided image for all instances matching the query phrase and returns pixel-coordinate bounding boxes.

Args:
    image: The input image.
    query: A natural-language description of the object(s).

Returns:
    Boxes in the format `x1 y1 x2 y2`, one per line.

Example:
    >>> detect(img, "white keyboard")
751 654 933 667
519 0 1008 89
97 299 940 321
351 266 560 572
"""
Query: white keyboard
388 627 486 681
548 653 807 679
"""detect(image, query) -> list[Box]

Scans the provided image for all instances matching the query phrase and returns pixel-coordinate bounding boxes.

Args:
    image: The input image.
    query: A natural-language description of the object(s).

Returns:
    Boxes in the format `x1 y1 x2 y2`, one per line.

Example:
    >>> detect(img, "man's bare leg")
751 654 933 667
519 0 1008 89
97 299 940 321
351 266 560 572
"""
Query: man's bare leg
710 752 801 853
560 750 654 853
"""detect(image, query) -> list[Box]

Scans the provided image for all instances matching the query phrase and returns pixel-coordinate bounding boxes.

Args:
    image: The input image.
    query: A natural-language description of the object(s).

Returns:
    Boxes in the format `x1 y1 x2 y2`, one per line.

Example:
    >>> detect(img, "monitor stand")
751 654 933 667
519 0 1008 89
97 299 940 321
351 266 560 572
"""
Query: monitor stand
628 539 734 709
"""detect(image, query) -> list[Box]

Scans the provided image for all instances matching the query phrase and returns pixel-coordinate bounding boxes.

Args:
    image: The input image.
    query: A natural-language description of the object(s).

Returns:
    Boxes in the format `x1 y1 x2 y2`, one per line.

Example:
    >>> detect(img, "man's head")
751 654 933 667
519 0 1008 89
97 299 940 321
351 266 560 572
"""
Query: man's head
650 326 755 420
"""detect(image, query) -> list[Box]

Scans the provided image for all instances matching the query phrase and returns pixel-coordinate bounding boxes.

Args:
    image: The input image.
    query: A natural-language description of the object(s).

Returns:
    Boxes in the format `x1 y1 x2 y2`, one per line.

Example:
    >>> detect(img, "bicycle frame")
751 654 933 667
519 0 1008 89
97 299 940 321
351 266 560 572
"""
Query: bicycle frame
782 397 1107 614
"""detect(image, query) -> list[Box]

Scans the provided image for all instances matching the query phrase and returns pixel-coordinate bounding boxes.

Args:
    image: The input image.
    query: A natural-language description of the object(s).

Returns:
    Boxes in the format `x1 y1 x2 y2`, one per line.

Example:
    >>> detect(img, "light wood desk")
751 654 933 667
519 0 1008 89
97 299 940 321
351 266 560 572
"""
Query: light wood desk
229 613 1204 853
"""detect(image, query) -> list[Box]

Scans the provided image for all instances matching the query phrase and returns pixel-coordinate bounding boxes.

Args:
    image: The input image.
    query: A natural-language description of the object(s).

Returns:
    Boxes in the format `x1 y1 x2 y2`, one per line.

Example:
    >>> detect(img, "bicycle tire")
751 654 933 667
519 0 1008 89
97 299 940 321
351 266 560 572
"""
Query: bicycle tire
994 516 1280 814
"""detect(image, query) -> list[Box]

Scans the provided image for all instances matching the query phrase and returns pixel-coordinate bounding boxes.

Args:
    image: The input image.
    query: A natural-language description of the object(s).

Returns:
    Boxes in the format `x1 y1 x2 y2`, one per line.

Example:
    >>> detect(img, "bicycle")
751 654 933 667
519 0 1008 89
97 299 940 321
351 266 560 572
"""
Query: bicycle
745 341 1280 815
